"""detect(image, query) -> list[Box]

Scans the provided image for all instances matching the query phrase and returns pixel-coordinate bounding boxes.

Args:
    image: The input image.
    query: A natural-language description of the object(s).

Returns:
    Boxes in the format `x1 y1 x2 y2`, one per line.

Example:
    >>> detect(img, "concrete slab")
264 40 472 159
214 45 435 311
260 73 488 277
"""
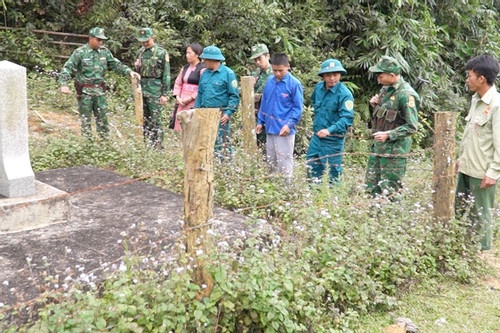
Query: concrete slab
0 165 249 310
0 181 70 232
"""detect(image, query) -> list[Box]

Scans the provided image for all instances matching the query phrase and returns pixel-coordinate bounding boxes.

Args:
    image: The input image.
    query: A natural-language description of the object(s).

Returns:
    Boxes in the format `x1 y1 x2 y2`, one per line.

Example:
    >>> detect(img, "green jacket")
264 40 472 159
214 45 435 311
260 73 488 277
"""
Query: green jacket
135 44 171 97
459 86 500 180
59 43 132 96
251 66 272 94
370 77 419 155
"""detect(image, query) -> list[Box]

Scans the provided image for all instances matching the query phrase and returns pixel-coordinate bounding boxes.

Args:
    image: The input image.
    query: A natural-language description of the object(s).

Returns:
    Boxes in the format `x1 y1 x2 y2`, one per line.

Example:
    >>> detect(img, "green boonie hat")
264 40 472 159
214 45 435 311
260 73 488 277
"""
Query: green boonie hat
318 58 347 76
89 27 108 40
200 45 225 61
369 56 401 74
250 44 269 59
137 28 154 42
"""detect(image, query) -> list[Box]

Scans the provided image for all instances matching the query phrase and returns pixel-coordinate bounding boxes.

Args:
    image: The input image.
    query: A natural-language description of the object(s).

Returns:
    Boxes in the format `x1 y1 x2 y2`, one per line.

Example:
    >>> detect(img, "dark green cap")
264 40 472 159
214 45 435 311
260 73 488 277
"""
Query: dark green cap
250 44 269 59
137 28 153 42
369 56 401 74
318 59 346 76
89 27 108 40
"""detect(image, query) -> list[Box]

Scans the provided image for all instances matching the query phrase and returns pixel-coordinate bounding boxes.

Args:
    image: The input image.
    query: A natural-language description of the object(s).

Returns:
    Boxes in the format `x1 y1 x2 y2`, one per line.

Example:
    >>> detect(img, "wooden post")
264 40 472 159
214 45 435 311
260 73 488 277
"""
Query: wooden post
241 76 258 156
432 111 456 222
177 108 220 298
131 76 143 137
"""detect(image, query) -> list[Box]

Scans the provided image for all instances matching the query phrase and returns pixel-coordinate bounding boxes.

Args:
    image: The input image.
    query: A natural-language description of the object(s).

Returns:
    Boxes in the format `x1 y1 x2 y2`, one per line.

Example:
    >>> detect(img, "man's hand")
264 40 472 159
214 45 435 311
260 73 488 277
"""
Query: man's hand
220 113 230 126
134 59 141 69
369 94 381 107
480 176 496 189
279 125 290 136
61 86 71 94
130 71 141 80
255 124 263 134
316 129 330 139
159 96 167 105
373 131 389 143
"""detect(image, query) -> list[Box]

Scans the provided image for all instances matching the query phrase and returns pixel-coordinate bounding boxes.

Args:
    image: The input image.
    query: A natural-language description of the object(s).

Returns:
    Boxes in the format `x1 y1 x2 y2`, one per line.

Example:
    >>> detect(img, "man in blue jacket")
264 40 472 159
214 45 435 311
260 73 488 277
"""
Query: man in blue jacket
195 45 240 158
306 59 354 183
256 53 304 184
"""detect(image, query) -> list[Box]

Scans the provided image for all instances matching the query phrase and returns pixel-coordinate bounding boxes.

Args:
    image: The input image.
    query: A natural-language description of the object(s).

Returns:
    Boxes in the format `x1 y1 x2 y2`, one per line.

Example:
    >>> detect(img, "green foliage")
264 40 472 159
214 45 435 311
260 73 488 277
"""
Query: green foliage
4 0 500 147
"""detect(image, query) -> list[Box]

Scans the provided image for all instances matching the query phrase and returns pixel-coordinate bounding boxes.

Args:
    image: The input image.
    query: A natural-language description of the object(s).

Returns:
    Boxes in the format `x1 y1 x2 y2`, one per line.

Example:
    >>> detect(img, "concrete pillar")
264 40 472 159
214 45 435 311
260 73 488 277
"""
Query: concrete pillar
0 61 35 198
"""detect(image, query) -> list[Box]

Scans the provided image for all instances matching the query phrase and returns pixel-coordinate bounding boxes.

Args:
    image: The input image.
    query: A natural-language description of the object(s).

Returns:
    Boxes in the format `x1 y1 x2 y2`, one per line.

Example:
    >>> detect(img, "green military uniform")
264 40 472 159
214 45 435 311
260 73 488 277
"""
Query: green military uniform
365 56 420 196
59 27 133 138
250 44 272 146
135 28 171 146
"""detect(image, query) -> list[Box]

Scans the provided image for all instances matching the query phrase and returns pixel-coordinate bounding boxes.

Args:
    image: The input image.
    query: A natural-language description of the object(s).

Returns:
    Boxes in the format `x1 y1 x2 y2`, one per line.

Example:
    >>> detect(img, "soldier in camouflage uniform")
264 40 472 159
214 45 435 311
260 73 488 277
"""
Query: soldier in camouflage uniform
134 27 171 147
365 56 420 197
250 44 273 146
60 27 140 139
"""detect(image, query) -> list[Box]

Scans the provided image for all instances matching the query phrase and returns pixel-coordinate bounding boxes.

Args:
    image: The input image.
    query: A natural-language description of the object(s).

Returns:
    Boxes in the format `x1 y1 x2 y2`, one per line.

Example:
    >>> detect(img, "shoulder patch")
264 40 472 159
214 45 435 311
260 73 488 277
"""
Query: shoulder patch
165 53 170 62
232 79 238 88
408 95 415 108
345 100 354 111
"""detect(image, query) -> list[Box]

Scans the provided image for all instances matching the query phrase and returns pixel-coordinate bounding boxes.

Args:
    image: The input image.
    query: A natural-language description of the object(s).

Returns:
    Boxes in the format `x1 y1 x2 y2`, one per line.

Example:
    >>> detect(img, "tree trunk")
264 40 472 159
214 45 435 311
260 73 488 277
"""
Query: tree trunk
240 76 258 157
130 76 143 138
432 111 456 222
177 108 220 298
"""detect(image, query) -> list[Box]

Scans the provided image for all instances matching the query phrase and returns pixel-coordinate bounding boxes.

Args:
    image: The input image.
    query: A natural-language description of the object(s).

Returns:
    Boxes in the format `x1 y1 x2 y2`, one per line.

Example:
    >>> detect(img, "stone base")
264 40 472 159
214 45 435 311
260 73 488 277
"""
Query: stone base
0 181 70 233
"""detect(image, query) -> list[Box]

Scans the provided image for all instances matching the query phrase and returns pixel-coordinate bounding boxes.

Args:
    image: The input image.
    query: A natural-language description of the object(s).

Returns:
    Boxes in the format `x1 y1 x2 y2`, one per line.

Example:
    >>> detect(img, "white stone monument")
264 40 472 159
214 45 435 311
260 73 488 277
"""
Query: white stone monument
0 60 70 232
0 60 35 197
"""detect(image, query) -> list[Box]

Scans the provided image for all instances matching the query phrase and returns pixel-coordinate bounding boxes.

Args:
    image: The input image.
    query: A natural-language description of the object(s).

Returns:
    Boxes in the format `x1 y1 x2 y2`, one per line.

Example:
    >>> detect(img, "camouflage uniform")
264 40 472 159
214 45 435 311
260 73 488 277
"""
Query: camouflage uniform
365 56 420 196
250 44 272 146
59 27 133 138
134 28 171 146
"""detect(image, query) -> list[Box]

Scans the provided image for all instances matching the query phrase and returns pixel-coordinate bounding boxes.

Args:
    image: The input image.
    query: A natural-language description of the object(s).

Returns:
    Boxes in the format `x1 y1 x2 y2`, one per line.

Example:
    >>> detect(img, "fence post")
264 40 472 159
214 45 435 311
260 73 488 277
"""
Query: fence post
240 76 258 156
177 108 220 298
432 111 456 222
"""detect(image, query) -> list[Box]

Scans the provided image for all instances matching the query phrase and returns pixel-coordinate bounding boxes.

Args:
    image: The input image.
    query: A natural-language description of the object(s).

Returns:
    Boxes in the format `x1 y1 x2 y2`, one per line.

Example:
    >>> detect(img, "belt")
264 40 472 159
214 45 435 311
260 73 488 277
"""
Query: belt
82 83 105 88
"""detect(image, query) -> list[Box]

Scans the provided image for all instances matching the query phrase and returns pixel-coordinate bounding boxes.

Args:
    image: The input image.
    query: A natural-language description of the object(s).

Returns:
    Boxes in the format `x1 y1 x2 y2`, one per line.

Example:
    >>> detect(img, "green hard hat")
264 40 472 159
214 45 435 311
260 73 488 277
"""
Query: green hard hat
250 44 269 59
200 45 225 61
89 27 108 40
137 27 154 42
318 59 347 76
369 56 402 74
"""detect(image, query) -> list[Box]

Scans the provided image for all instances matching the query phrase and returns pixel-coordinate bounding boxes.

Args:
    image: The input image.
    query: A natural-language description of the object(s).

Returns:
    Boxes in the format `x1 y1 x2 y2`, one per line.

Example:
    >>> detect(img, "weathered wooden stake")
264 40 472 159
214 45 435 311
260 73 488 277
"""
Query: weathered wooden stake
177 108 220 298
432 111 456 222
131 76 143 137
241 76 258 157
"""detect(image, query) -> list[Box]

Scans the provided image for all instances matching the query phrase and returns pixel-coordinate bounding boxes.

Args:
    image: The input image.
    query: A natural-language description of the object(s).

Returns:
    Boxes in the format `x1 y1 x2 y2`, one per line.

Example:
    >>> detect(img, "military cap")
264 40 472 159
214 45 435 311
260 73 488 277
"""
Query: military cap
250 44 269 59
137 27 154 42
89 27 108 40
318 58 347 76
369 56 401 74
200 45 225 61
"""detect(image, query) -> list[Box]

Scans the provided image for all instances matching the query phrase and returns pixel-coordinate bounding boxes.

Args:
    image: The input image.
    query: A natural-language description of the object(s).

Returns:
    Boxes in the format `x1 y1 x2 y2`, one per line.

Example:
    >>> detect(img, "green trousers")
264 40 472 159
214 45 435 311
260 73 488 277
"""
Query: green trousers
365 155 407 196
78 94 109 138
143 95 164 147
455 172 496 251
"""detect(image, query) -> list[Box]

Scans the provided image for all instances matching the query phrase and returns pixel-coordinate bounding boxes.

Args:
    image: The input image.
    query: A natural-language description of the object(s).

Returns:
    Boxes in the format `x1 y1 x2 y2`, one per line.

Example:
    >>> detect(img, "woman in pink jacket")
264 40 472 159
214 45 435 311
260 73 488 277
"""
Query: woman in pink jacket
171 43 206 131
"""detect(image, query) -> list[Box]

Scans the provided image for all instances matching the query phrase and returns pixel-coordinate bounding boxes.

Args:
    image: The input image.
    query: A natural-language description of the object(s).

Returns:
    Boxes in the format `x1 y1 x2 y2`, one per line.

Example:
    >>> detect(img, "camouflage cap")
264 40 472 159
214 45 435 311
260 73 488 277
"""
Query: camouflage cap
369 56 401 74
89 27 108 40
250 44 269 59
137 28 154 42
